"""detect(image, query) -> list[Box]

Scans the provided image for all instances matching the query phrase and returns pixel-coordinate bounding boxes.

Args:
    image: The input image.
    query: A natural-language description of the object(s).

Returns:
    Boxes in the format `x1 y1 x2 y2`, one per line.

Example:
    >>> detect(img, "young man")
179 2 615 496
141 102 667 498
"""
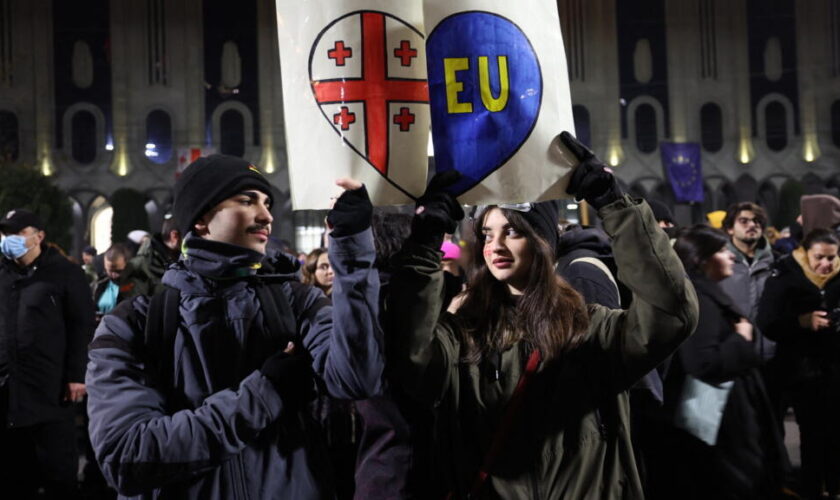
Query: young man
0 209 96 498
86 155 383 499
719 202 775 361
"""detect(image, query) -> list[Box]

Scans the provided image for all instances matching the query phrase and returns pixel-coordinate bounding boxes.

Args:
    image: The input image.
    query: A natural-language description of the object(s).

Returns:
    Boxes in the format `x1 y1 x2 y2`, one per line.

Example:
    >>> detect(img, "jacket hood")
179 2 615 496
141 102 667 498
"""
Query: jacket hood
556 227 614 267
801 194 840 235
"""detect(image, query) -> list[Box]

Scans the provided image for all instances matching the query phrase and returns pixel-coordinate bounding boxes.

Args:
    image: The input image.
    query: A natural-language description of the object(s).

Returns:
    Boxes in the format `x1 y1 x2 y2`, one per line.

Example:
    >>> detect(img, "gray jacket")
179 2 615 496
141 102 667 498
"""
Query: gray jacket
86 230 383 499
719 238 776 360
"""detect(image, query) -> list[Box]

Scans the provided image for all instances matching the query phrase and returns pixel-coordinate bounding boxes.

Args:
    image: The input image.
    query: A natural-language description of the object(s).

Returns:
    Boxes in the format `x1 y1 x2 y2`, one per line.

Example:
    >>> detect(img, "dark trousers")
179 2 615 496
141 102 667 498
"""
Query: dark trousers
0 385 79 499
792 377 840 499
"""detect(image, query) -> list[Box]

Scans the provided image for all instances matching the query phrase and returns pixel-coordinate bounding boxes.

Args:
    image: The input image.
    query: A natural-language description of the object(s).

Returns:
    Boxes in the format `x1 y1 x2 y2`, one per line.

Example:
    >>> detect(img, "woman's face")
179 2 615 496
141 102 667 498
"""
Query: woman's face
481 208 534 295
806 242 839 275
703 246 735 281
314 252 334 289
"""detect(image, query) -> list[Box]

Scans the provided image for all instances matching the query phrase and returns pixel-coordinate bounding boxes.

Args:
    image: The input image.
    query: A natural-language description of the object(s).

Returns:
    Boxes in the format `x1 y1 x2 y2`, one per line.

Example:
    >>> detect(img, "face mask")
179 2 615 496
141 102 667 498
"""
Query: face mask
1 234 33 260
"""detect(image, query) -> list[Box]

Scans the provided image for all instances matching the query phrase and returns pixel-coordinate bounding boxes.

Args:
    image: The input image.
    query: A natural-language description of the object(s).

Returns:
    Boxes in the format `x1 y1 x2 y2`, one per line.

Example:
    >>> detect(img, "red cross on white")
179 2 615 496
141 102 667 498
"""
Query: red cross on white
333 106 356 130
328 41 352 66
312 12 428 175
393 107 415 131
394 40 418 67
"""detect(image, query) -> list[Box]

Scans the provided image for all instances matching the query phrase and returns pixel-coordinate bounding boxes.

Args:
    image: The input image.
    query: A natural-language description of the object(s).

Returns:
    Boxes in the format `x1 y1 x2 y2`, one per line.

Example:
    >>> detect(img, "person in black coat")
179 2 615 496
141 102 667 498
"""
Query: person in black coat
665 225 789 500
0 209 97 499
758 228 840 500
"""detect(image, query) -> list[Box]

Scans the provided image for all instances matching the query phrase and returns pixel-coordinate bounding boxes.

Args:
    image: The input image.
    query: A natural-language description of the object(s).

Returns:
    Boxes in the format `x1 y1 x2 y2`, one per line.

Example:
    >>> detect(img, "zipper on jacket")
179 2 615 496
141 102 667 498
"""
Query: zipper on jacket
232 454 250 500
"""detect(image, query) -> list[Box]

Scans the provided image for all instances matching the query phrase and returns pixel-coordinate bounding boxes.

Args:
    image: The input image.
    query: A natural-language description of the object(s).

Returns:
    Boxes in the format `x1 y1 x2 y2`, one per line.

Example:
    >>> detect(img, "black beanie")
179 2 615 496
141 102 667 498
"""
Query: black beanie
646 199 675 225
520 201 561 255
173 155 273 236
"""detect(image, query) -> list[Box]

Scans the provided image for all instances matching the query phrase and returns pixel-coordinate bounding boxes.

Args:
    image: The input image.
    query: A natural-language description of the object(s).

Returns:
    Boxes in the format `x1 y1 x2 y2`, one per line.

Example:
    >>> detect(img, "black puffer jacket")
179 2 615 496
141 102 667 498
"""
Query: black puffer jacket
0 244 96 426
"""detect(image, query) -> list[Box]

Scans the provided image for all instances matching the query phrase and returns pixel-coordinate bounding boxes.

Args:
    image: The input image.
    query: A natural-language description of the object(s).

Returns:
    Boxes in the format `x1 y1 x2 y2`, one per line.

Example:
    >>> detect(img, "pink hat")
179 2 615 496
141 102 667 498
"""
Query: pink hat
441 240 461 260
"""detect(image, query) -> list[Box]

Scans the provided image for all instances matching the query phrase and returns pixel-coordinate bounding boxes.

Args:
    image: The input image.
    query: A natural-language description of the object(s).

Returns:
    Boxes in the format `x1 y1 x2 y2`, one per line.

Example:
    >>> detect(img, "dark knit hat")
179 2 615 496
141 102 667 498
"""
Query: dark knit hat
519 201 561 254
646 199 675 225
0 209 43 234
474 201 561 254
173 155 273 236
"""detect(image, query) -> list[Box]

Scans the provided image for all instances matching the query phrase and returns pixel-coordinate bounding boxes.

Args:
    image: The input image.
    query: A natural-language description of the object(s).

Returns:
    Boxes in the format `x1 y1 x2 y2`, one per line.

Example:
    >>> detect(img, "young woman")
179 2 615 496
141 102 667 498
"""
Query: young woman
665 225 789 500
387 133 699 499
302 247 334 296
759 229 840 500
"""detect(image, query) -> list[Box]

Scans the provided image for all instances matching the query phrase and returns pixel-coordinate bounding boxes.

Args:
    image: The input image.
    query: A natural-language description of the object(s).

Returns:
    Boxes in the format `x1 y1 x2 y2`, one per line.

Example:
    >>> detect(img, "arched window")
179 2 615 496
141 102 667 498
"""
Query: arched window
572 105 591 147
700 103 723 153
764 101 788 151
89 196 113 252
832 100 840 148
145 110 173 164
220 109 245 157
71 110 97 164
634 103 658 153
0 111 19 162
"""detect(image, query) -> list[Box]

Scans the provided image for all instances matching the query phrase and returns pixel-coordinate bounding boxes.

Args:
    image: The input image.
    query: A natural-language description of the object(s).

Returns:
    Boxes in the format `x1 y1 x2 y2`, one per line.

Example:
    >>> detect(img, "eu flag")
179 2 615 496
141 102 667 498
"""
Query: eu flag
661 142 703 203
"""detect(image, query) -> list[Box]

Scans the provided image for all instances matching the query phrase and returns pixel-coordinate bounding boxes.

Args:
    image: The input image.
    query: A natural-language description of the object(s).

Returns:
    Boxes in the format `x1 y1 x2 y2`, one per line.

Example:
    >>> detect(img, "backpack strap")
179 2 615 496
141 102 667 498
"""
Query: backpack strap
144 286 181 405
255 279 298 346
570 256 621 304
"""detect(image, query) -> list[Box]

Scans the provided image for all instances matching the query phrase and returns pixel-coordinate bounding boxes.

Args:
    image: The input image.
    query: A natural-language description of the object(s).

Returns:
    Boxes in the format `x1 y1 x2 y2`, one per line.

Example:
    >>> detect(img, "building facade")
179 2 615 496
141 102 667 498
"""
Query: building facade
1 0 839 254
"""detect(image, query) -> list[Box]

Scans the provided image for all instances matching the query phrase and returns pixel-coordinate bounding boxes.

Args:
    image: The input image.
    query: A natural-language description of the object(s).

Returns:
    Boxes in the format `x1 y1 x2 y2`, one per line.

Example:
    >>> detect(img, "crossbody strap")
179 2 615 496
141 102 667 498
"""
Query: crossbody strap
452 348 542 499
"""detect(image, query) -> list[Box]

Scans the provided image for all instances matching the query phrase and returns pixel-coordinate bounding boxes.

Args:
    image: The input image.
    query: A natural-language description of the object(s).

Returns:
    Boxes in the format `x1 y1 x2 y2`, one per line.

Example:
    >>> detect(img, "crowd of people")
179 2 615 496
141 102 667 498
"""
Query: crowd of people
0 134 839 499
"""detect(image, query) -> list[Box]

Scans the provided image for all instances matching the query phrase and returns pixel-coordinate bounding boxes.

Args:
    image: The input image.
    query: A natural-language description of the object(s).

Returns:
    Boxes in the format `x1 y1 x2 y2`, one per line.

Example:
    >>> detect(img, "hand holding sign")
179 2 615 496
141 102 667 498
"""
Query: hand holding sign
560 132 624 210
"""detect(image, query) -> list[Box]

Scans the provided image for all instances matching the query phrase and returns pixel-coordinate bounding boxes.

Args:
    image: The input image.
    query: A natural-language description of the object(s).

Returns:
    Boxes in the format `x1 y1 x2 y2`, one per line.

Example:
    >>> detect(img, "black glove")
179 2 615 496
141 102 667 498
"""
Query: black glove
560 131 624 210
411 171 465 246
261 349 315 413
327 185 373 237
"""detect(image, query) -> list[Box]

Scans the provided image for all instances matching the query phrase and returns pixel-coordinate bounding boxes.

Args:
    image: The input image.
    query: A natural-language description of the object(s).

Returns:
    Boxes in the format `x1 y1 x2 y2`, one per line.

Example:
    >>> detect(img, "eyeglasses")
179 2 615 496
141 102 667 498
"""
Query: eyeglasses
736 217 761 226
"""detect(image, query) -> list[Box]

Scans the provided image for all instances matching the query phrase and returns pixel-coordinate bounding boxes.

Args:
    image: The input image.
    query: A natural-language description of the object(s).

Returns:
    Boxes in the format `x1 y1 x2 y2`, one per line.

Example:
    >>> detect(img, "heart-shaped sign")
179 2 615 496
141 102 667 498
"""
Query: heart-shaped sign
308 11 429 199
426 12 542 195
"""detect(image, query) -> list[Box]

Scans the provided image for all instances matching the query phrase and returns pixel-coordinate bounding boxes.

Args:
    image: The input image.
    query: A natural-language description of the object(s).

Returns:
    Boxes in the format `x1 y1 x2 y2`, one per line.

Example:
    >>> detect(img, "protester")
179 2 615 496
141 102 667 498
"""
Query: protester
302 247 334 296
82 245 99 283
758 228 840 500
0 208 97 499
130 215 181 294
719 202 776 361
665 225 789 499
353 211 421 499
86 155 384 499
556 223 621 309
92 243 148 316
386 132 698 498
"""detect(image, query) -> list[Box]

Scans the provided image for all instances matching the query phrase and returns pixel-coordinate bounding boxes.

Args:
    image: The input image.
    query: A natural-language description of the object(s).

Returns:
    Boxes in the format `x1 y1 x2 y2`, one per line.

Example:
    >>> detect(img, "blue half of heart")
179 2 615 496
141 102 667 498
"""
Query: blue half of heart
427 11 542 196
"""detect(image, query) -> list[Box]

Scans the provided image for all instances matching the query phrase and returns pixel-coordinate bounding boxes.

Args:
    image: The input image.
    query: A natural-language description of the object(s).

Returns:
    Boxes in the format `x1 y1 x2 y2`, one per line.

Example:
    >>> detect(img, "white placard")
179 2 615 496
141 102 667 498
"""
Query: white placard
422 0 577 204
276 0 430 209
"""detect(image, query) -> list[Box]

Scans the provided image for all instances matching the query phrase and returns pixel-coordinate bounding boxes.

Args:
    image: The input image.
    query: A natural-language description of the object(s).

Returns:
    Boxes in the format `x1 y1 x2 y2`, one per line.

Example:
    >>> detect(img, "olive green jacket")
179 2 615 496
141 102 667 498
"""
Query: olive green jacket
387 196 698 499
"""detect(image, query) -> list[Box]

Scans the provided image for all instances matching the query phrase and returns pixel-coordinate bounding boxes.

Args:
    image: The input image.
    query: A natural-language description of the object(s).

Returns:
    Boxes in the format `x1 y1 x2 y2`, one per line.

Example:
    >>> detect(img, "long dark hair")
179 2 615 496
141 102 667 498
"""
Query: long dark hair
455 207 589 363
673 225 729 277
